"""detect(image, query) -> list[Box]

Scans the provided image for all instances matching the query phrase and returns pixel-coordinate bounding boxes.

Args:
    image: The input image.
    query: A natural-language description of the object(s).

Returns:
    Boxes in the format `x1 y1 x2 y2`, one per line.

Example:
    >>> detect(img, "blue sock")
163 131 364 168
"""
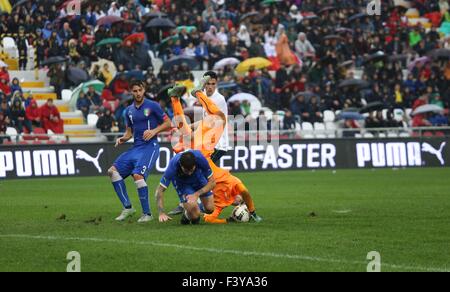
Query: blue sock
112 180 131 209
137 186 150 215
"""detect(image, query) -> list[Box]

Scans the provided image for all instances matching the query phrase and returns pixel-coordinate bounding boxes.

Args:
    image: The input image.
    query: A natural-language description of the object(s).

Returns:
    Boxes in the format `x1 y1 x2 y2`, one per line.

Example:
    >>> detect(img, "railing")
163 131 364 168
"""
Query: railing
1 127 450 145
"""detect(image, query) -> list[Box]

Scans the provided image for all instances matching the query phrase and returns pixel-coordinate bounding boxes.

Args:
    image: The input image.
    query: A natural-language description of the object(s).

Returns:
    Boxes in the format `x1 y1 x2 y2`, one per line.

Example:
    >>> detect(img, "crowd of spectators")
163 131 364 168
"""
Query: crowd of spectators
1 0 450 142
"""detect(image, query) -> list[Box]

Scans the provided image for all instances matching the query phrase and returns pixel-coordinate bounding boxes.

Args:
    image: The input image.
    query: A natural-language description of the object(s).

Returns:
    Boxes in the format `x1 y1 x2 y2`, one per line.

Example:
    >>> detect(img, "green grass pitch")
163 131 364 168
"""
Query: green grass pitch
1 168 450 272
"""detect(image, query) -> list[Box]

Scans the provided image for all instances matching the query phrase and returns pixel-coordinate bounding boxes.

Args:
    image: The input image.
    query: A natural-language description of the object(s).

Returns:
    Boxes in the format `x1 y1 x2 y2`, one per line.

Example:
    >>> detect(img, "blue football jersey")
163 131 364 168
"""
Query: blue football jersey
125 99 168 147
160 150 213 189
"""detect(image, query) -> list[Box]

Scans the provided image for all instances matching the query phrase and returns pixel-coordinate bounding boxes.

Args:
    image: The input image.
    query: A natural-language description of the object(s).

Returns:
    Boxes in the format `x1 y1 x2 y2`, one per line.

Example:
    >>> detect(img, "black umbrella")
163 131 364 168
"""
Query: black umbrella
162 56 200 70
363 51 387 64
348 13 367 22
388 54 408 62
335 27 354 34
67 67 89 86
142 12 168 20
359 102 386 114
145 17 176 29
338 60 355 68
294 91 318 99
427 49 450 60
240 11 259 21
156 83 178 102
323 34 344 41
12 0 32 10
318 6 337 14
40 56 68 67
338 79 371 89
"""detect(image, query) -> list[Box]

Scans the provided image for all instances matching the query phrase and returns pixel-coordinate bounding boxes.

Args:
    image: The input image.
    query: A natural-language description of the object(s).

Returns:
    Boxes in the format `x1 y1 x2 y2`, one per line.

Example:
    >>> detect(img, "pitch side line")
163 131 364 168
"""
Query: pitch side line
0 234 448 272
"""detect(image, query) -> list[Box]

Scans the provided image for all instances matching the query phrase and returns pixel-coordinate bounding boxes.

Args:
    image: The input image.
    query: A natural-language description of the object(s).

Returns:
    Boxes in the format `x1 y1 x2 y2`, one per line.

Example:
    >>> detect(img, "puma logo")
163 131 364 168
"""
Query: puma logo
76 149 104 173
422 142 446 165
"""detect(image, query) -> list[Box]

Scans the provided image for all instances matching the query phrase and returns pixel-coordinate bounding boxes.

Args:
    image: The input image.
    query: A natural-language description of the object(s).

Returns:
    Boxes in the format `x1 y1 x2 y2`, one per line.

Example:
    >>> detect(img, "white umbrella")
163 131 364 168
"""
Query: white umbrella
228 93 262 113
0 60 8 68
213 57 240 70
412 104 444 116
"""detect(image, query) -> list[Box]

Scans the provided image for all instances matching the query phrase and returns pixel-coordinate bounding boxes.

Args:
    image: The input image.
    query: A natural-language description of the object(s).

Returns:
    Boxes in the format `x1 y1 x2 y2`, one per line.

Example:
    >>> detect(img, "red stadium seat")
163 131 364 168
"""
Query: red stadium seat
423 131 434 137
18 141 30 145
2 140 15 145
435 131 445 137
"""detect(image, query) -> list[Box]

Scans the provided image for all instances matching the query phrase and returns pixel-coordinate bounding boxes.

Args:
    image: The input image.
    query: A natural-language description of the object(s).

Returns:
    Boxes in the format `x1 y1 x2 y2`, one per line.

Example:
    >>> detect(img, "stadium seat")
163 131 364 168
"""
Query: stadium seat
34 128 49 140
363 132 375 138
394 109 404 122
355 133 363 138
6 127 18 142
423 131 434 137
61 89 72 102
399 132 411 138
387 132 399 138
435 131 445 137
405 108 412 117
301 122 313 131
87 114 99 126
314 122 326 131
382 109 388 120
2 140 15 145
378 133 387 138
323 110 335 122
2 37 16 48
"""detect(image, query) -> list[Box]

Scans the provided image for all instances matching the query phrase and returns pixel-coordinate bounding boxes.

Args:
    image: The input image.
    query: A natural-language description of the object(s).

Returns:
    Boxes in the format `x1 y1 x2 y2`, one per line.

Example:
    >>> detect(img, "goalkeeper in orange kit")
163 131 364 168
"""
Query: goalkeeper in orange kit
165 77 262 224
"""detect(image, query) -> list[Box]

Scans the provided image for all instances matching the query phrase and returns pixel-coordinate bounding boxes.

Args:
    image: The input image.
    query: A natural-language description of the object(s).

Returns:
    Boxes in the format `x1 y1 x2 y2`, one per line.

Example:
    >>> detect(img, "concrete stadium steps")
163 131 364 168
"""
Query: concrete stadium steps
68 136 108 144
21 81 45 88
24 92 58 100
36 100 70 113
64 125 100 137
8 71 50 86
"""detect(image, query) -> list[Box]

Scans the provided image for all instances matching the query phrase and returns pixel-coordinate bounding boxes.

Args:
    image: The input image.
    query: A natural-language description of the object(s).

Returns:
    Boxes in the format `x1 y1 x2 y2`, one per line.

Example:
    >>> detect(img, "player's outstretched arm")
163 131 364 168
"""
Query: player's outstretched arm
155 184 172 222
115 127 133 147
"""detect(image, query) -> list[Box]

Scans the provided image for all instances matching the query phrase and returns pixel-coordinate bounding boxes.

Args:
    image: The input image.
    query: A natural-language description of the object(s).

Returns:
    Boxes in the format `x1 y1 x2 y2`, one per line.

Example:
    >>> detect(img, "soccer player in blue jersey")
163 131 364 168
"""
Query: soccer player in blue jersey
155 150 216 225
108 80 172 223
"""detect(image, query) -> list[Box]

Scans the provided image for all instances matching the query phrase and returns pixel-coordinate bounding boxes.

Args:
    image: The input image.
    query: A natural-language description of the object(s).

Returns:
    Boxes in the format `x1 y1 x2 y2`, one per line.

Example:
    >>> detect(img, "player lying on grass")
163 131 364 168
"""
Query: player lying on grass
155 150 216 224
160 78 262 223
108 80 171 223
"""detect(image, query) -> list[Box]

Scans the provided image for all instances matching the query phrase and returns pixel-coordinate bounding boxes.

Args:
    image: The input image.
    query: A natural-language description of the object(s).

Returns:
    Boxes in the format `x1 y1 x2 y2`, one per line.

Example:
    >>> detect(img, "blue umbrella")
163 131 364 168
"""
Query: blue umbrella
218 82 238 90
337 112 365 120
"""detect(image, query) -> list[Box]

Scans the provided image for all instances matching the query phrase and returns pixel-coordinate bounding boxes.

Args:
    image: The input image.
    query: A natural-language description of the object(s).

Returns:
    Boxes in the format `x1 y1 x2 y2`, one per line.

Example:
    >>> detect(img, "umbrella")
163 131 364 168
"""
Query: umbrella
123 33 146 45
67 67 89 85
228 93 262 112
213 57 240 70
323 34 344 41
261 0 283 6
176 26 197 33
412 104 444 116
12 0 31 10
359 102 386 114
40 56 68 67
348 13 367 22
97 15 123 26
335 27 354 34
318 6 337 14
338 79 371 89
95 37 122 47
408 56 430 71
294 92 318 99
427 49 450 60
69 80 105 110
0 60 8 68
146 17 176 29
157 35 179 51
162 56 200 70
363 51 387 64
338 60 355 68
236 57 272 73
157 83 176 101
142 12 167 20
336 112 365 120
388 54 408 62
301 15 319 21
218 82 239 90
240 11 259 21
90 59 117 77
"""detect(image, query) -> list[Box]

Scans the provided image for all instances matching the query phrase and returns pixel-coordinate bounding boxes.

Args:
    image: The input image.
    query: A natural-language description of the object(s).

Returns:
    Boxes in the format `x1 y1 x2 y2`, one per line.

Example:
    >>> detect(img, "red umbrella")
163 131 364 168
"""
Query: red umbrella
123 33 146 45
97 15 124 26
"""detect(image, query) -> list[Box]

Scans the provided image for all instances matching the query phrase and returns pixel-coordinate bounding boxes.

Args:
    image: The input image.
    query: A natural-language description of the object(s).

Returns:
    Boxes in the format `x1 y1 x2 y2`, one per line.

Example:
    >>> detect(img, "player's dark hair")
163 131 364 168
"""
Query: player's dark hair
203 71 218 80
129 80 146 90
180 152 196 171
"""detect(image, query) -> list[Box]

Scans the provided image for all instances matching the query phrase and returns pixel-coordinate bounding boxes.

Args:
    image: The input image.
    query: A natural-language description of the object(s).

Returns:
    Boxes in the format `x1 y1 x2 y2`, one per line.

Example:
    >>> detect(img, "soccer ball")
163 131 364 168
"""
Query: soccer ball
232 204 250 222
